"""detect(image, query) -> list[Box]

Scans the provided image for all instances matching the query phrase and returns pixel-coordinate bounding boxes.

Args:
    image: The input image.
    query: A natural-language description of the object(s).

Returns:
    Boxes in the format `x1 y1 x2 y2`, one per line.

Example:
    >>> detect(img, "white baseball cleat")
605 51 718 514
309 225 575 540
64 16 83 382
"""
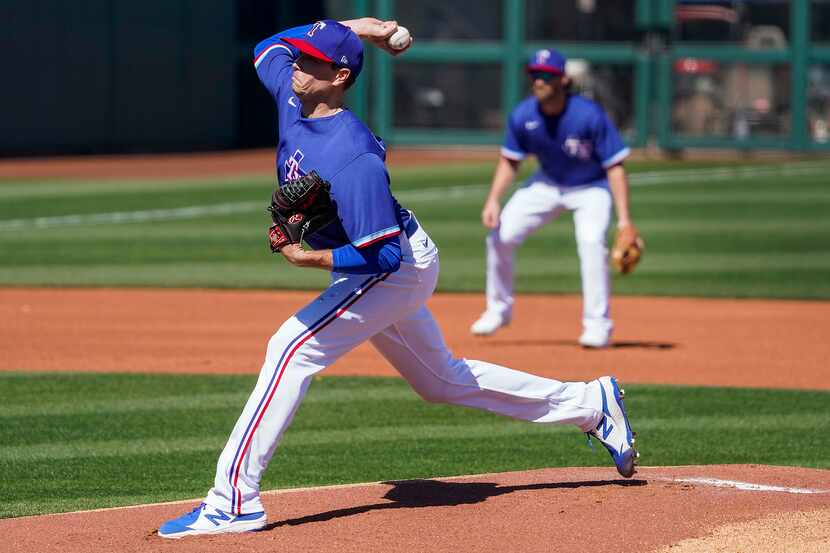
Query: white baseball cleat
578 328 611 348
587 376 639 478
158 503 266 539
470 311 509 336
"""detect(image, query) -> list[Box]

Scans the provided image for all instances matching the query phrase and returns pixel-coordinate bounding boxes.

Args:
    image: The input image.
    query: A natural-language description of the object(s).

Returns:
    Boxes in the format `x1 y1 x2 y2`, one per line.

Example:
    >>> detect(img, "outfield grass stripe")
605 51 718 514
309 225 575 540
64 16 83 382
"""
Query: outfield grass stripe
633 253 830 272
0 393 249 417
0 202 263 231
0 422 560 461
470 252 830 275
640 220 830 233
0 436 226 462
427 218 830 234
0 387 417 417
634 191 830 205
4 412 825 462
628 162 830 185
4 161 829 231
1 375 828 517
7 254 825 286
0 262 330 288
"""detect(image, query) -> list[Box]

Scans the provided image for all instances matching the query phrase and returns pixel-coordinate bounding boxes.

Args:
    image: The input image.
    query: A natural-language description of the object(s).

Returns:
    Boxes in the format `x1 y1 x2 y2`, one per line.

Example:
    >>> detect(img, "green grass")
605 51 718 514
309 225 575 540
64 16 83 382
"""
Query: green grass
1 372 828 518
1 159 829 297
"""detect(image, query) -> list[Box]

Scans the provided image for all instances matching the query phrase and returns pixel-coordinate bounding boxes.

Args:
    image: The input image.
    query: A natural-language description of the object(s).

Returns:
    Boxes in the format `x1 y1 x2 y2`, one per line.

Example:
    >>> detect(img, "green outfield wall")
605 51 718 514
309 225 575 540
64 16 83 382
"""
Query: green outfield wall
3 1 829 156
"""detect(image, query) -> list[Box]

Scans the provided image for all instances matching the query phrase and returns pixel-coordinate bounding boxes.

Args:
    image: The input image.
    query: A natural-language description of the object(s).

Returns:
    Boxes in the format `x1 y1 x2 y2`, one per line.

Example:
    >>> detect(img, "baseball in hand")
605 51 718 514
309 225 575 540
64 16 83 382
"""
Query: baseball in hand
387 26 411 50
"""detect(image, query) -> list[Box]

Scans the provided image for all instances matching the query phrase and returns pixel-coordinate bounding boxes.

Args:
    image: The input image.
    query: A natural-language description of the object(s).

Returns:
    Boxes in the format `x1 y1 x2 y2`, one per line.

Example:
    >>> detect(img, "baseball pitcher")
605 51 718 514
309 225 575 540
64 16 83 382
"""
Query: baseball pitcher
158 21 638 539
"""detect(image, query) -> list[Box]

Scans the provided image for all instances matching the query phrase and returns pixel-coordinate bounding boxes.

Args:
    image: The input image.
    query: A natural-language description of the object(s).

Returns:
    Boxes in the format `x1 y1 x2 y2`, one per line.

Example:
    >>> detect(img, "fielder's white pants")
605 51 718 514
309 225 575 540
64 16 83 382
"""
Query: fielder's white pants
204 216 603 515
485 180 613 335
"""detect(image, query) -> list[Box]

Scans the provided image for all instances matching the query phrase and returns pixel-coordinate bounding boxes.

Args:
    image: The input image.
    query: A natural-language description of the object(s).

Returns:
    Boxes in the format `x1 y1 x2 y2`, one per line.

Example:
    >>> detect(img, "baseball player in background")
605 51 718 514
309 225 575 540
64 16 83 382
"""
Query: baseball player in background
470 48 639 348
158 20 637 538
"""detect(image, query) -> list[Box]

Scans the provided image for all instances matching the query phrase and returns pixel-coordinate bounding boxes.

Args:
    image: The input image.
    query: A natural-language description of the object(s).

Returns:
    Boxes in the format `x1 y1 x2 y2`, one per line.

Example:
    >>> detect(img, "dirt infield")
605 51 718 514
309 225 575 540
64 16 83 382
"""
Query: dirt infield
3 287 828 389
2 465 828 553
2 287 830 550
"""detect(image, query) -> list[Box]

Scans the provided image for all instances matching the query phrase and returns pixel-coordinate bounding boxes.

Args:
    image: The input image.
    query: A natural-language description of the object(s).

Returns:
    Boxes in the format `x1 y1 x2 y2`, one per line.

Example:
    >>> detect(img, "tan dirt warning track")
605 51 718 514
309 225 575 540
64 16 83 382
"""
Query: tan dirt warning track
0 147 498 181
2 287 828 390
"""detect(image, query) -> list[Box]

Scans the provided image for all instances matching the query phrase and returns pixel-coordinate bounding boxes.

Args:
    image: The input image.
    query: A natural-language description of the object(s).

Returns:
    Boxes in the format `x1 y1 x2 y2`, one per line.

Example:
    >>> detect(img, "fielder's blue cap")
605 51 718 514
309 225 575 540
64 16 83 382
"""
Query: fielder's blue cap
282 20 364 81
527 48 566 75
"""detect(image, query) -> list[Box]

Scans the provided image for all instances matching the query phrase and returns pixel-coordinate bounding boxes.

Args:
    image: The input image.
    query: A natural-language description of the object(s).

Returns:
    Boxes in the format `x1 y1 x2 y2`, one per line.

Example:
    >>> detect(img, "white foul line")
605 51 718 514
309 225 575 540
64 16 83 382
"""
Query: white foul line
2 161 829 232
663 476 829 495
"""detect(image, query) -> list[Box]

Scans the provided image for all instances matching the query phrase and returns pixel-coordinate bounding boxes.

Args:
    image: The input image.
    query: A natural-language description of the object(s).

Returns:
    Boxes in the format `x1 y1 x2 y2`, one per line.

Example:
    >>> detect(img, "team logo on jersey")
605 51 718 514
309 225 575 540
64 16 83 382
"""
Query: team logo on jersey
525 120 540 131
562 137 593 160
308 21 326 37
288 96 297 107
285 149 306 180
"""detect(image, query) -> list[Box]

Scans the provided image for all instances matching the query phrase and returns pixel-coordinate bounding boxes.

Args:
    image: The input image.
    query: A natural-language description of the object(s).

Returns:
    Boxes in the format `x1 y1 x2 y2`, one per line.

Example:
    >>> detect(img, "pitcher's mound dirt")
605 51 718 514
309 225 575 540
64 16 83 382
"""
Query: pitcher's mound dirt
2 465 828 553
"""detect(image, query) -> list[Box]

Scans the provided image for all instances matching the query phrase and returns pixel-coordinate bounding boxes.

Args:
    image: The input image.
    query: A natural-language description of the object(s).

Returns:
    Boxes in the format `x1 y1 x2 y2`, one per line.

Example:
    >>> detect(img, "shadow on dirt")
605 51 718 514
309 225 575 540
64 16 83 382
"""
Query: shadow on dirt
481 339 676 350
266 478 647 529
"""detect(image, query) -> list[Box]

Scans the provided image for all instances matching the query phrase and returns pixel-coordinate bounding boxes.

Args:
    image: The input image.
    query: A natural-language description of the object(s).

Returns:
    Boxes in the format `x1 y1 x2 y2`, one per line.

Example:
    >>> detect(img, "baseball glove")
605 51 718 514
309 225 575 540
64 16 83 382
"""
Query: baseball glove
611 225 645 275
267 170 337 253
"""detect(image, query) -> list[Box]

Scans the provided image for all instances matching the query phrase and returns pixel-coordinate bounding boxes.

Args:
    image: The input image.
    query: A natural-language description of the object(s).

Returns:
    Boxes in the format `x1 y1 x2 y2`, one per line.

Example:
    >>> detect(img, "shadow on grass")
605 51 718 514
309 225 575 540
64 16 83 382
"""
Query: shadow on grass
266 478 646 529
481 339 676 350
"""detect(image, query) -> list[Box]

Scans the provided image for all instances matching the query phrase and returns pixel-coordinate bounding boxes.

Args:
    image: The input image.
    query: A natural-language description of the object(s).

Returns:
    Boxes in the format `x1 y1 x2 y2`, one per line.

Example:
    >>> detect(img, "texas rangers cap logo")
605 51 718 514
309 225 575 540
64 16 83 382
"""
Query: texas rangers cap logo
281 19 364 80
307 21 326 37
527 48 565 74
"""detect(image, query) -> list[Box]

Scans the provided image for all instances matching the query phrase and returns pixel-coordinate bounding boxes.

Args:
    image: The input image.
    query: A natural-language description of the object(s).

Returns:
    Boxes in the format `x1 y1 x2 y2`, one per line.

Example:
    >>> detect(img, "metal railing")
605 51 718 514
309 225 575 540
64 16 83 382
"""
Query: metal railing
345 0 830 151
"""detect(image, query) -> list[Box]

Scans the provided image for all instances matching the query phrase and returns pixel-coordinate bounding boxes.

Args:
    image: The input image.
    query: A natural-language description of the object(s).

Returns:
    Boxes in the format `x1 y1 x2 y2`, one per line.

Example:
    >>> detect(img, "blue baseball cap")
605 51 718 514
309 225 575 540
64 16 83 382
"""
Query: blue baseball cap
282 20 364 81
527 48 566 75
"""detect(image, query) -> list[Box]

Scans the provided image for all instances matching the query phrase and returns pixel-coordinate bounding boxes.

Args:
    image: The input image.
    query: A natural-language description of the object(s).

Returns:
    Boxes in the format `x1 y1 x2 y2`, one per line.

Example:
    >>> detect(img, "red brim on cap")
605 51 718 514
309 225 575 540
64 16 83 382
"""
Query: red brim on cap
526 64 563 74
282 37 333 62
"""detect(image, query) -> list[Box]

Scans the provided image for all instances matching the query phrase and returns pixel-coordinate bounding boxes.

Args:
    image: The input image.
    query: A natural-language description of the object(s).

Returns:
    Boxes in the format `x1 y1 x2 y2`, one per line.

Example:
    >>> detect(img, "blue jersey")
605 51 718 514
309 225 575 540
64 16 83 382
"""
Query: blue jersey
501 95 630 187
254 26 406 251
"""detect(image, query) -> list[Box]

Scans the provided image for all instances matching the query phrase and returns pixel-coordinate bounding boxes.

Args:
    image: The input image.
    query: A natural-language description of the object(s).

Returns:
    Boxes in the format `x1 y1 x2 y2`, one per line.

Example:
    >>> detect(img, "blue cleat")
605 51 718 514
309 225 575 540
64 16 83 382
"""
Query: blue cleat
587 376 639 478
158 502 266 539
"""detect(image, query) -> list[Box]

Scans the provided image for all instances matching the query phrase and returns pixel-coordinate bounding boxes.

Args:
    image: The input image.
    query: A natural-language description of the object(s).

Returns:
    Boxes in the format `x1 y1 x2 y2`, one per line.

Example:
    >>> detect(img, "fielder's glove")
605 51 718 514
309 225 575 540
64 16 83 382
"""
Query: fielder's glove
267 171 337 253
611 225 645 275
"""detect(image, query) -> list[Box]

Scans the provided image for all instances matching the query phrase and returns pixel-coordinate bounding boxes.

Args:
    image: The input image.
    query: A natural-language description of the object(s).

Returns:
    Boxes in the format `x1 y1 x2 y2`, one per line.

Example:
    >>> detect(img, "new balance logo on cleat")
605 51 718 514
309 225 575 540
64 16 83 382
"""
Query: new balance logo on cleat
598 416 614 441
203 508 231 526
158 503 267 539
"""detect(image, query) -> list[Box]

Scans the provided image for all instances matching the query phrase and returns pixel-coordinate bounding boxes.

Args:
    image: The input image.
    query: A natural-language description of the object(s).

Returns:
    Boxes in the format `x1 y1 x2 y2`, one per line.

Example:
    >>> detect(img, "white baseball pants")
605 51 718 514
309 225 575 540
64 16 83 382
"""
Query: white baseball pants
485 180 613 335
204 216 603 515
